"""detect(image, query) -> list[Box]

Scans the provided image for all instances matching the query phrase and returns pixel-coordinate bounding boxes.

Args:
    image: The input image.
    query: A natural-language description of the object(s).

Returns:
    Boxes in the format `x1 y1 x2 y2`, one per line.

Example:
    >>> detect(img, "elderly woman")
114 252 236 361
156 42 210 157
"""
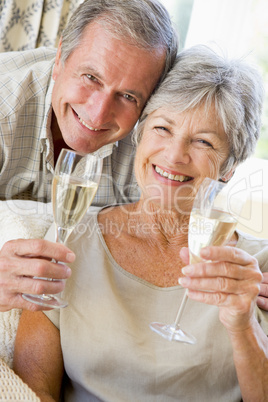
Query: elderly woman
14 46 268 401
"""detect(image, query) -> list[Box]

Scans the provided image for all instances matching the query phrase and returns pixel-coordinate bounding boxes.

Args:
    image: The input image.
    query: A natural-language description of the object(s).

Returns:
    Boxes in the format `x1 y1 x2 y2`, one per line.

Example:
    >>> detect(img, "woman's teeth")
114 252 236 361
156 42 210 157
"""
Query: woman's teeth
78 116 99 131
154 166 191 182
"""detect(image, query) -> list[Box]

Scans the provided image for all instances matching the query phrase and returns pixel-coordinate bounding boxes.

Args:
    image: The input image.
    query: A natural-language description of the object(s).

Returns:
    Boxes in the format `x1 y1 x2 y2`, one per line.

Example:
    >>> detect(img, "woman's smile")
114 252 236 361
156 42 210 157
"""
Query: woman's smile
153 164 193 185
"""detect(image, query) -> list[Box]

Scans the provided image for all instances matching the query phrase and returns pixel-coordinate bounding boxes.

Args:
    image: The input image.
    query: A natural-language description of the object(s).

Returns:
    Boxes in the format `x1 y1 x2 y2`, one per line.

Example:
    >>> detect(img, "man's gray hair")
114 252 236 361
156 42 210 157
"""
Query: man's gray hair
61 0 178 86
134 45 264 175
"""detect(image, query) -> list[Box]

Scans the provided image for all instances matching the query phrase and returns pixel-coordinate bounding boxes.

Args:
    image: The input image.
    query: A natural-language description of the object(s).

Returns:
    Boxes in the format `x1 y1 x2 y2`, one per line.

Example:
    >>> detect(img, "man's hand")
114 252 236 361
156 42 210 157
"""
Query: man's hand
0 238 75 312
257 272 268 311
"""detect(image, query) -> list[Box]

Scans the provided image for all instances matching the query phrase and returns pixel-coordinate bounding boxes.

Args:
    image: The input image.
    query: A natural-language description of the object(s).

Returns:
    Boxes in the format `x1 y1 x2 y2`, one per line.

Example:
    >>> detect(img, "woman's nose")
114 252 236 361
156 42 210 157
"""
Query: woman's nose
164 138 191 165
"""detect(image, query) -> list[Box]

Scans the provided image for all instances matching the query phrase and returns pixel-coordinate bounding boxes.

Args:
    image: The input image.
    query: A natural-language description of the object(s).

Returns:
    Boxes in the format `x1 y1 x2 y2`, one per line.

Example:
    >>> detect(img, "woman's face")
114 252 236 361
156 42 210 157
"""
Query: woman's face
135 103 230 213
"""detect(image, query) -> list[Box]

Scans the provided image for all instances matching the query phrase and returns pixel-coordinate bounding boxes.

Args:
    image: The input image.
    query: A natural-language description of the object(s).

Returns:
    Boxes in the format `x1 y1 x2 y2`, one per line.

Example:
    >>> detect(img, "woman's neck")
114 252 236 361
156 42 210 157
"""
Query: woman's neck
116 200 190 249
99 200 190 286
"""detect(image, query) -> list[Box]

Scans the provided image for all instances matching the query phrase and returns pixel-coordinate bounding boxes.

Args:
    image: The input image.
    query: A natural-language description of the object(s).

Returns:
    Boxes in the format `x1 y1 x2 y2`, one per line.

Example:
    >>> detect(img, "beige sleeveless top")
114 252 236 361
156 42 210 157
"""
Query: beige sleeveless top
45 208 268 402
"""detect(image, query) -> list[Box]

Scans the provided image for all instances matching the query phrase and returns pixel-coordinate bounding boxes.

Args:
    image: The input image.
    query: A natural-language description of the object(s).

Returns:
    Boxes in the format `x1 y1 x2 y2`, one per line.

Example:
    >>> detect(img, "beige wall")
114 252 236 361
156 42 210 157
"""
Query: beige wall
231 157 268 239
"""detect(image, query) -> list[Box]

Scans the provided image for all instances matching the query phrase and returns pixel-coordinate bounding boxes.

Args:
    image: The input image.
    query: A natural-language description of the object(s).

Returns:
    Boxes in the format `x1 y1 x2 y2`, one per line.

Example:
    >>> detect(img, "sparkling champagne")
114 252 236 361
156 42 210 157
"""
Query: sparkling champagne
189 209 237 263
52 174 98 242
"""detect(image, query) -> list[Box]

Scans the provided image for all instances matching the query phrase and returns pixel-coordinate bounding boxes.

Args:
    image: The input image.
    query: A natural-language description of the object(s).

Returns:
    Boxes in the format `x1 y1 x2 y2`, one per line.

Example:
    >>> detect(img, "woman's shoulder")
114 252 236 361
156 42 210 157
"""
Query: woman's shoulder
67 205 119 246
236 230 268 272
237 230 268 250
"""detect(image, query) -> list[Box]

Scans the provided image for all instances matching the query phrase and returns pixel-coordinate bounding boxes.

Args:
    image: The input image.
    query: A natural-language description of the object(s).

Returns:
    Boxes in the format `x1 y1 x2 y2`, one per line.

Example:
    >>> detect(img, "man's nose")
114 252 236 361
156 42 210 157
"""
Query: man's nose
85 91 114 127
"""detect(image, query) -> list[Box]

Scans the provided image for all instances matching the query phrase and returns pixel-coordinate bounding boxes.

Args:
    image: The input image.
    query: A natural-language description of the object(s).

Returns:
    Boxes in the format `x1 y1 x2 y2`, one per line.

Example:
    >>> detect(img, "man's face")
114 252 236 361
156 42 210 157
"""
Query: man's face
51 22 166 153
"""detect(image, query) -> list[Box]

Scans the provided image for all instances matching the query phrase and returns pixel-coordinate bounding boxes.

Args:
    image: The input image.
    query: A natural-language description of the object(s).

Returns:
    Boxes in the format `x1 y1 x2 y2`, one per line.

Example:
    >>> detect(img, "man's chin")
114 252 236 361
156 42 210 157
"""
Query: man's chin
63 134 119 154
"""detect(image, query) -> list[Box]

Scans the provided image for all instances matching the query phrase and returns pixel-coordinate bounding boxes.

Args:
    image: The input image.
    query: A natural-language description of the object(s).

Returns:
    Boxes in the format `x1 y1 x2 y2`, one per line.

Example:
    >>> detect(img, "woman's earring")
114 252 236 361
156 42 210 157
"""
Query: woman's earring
219 171 235 183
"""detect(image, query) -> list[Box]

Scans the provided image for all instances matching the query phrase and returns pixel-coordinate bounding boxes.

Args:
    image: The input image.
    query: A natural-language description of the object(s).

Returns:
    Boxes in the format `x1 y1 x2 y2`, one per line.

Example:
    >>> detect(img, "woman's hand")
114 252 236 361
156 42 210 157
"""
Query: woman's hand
179 246 262 333
0 238 75 312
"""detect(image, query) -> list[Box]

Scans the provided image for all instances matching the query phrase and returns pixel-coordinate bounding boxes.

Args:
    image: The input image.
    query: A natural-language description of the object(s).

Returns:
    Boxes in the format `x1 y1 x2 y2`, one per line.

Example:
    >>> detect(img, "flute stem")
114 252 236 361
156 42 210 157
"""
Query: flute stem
174 289 189 327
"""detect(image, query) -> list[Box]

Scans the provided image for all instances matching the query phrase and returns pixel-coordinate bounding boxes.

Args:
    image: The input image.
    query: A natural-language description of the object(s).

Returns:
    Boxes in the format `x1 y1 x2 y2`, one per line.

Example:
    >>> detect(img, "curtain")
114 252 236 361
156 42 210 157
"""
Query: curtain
185 0 253 57
0 0 83 52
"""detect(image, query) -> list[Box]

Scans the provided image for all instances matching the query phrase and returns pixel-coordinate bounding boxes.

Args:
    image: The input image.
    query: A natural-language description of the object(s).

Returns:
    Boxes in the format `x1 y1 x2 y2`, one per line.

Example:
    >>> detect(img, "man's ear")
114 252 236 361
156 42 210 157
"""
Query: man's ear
52 37 62 80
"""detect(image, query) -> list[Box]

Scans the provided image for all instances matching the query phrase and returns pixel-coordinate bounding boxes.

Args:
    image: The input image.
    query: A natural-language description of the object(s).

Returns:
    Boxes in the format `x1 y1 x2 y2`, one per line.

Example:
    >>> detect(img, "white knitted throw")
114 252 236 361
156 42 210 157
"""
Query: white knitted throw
0 200 53 368
0 357 40 401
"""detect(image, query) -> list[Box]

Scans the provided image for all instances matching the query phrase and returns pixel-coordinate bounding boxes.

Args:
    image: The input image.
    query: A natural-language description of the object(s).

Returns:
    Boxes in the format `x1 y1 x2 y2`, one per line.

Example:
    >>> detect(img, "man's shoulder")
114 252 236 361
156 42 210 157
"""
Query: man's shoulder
0 47 57 74
116 131 136 156
0 47 56 119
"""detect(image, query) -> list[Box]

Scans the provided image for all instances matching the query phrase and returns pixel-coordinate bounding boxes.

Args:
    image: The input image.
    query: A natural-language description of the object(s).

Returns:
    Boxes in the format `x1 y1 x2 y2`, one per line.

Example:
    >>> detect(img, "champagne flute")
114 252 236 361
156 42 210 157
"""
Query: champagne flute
150 177 245 344
22 148 103 308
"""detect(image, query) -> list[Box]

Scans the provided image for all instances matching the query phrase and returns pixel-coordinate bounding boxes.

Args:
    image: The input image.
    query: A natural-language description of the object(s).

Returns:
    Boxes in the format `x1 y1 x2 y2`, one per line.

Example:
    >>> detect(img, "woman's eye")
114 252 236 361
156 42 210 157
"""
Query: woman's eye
152 126 171 137
155 126 168 132
197 139 213 147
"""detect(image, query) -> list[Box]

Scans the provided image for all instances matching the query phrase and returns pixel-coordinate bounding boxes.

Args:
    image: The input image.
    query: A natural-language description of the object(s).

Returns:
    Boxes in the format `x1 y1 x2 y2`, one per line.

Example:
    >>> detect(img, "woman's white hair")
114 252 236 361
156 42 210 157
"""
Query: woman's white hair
134 45 265 175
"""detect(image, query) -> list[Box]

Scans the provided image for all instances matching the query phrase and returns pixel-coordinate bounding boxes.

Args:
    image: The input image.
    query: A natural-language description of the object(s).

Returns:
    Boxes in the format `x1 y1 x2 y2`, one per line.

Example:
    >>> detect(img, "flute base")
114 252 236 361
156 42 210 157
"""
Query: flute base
150 322 196 344
22 293 68 309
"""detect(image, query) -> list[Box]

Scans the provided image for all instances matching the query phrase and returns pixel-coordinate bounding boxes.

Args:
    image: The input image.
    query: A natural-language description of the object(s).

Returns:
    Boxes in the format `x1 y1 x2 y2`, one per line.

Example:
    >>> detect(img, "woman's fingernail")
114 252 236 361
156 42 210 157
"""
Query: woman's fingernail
67 252 75 262
201 248 210 258
66 267 72 276
182 266 193 275
257 297 265 308
178 277 189 286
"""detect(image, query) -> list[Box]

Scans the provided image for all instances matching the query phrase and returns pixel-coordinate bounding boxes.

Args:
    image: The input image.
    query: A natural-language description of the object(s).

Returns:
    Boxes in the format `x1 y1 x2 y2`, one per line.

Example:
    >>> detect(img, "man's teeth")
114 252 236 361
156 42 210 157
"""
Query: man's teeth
78 116 99 131
154 166 191 182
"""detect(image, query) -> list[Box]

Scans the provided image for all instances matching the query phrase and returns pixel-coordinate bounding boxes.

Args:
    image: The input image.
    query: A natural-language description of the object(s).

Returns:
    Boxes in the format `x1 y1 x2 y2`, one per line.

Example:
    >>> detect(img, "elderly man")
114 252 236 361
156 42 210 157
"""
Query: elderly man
0 0 178 311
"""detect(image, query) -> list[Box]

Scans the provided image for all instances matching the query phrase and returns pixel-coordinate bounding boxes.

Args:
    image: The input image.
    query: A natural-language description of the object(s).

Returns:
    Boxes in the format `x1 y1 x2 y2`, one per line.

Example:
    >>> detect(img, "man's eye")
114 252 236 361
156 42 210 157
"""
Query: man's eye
86 74 98 82
123 94 136 102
